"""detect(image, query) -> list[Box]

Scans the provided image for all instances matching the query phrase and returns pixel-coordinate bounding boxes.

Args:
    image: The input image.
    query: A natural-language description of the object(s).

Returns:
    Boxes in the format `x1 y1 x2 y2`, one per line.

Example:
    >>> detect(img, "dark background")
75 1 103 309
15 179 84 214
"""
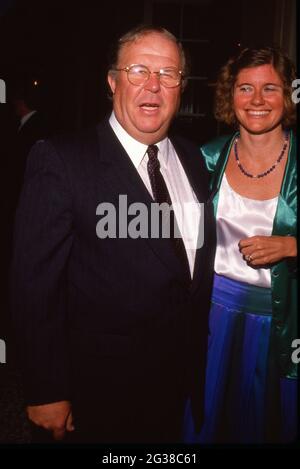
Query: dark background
0 0 296 141
0 0 297 444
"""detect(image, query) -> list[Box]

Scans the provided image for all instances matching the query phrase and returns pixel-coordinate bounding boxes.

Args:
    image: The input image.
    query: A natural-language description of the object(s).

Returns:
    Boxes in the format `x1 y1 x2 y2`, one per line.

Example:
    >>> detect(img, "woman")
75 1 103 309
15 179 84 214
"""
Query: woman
184 46 297 444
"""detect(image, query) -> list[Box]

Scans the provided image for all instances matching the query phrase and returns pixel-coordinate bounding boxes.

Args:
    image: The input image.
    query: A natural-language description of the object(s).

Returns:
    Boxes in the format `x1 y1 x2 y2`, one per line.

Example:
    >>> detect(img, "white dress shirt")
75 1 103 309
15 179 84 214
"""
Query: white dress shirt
109 112 202 277
214 173 278 288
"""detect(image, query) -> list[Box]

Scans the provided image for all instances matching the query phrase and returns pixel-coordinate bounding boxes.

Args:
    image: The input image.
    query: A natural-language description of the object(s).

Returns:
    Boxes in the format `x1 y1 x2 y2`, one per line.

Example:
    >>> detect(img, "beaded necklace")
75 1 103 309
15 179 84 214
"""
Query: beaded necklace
234 130 289 179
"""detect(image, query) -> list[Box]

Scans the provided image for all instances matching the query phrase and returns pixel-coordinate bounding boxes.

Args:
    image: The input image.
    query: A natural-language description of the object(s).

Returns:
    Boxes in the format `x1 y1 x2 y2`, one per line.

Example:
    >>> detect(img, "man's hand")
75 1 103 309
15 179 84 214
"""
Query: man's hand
239 235 297 266
27 400 74 441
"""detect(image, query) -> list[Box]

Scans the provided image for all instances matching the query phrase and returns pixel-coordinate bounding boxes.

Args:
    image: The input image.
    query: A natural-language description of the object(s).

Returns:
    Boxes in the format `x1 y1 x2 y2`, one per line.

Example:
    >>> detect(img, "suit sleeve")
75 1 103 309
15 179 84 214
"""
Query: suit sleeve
10 140 73 405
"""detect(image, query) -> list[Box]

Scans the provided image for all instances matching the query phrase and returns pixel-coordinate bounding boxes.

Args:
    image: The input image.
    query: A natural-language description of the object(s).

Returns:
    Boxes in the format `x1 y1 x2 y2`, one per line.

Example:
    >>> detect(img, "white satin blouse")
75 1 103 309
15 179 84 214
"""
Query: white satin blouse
214 174 278 288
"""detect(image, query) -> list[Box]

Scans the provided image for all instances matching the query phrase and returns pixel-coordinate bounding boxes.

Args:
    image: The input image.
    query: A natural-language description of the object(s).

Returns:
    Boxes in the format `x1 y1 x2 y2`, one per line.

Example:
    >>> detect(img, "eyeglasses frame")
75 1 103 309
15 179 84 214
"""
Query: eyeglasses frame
112 64 184 88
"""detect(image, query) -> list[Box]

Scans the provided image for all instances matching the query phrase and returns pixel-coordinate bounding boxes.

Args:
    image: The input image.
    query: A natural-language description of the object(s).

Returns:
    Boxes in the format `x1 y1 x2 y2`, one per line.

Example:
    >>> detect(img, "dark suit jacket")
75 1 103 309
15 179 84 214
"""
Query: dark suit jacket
11 118 216 443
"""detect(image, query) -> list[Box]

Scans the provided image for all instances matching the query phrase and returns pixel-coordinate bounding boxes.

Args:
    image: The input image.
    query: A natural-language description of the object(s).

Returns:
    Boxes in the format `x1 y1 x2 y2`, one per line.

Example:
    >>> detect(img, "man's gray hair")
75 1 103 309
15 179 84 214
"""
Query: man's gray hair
108 24 189 80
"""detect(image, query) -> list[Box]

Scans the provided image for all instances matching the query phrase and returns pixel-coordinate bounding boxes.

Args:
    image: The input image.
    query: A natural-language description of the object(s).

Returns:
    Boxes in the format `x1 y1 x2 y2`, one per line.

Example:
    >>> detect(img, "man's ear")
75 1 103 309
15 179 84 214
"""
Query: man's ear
107 72 116 95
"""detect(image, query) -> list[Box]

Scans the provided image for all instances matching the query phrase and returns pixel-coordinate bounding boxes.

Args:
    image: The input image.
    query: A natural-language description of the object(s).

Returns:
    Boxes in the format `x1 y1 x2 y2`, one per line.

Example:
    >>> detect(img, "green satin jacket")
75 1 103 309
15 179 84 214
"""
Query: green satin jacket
201 130 297 378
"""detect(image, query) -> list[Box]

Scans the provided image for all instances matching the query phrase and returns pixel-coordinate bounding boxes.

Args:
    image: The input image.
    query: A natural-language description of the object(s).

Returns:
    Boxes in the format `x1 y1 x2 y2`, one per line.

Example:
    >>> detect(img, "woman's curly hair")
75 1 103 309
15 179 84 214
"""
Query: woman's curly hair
214 46 296 128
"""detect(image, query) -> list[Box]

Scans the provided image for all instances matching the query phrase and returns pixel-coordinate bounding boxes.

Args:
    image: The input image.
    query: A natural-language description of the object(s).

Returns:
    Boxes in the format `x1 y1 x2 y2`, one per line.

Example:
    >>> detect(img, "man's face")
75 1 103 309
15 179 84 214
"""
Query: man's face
108 33 182 144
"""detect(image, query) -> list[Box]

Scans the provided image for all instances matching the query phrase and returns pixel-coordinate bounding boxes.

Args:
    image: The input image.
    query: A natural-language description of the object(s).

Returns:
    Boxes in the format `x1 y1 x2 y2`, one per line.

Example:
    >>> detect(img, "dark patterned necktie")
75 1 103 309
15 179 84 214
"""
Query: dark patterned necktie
147 144 191 279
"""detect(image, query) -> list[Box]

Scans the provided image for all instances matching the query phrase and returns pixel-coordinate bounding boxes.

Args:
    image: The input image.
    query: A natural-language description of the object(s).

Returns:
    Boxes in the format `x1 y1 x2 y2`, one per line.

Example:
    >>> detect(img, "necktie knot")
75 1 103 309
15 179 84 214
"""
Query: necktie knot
147 144 159 163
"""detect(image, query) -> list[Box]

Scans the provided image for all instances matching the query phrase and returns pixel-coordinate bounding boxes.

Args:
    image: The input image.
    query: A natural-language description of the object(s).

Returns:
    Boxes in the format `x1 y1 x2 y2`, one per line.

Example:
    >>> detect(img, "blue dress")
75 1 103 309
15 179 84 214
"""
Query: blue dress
183 274 297 444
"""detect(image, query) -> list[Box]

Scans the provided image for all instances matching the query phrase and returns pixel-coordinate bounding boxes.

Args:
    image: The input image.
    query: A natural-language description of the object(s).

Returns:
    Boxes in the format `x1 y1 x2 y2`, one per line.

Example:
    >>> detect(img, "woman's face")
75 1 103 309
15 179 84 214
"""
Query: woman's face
233 64 285 134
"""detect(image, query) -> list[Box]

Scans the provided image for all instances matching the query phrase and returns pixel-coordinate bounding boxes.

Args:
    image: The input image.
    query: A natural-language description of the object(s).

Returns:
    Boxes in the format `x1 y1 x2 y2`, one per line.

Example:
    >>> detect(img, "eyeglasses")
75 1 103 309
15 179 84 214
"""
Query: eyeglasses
113 64 183 88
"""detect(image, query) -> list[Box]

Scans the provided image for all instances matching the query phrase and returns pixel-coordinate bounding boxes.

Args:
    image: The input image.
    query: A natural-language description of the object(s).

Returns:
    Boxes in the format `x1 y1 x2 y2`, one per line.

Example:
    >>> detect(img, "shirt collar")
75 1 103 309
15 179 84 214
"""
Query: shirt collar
156 138 170 168
19 110 37 131
109 111 169 169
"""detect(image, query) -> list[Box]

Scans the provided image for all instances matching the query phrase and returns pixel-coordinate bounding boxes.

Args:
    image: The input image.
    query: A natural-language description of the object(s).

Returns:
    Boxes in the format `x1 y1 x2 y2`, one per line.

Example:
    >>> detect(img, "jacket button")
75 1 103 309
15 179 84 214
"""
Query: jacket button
272 270 279 277
274 299 281 304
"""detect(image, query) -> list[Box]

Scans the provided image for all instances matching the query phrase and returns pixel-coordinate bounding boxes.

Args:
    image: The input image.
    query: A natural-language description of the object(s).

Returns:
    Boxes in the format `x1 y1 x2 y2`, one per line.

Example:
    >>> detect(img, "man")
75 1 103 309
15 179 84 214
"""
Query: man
10 84 48 212
14 92 46 156
11 25 215 443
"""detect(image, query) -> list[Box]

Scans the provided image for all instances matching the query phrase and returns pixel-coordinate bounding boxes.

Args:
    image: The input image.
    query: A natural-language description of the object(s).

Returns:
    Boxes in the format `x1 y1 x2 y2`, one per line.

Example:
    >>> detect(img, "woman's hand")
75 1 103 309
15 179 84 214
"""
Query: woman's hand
238 235 297 266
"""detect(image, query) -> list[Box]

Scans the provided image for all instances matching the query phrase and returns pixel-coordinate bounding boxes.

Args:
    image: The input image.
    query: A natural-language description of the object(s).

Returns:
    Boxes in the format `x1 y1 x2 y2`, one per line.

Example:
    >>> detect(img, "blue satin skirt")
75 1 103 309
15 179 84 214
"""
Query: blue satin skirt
183 274 297 444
